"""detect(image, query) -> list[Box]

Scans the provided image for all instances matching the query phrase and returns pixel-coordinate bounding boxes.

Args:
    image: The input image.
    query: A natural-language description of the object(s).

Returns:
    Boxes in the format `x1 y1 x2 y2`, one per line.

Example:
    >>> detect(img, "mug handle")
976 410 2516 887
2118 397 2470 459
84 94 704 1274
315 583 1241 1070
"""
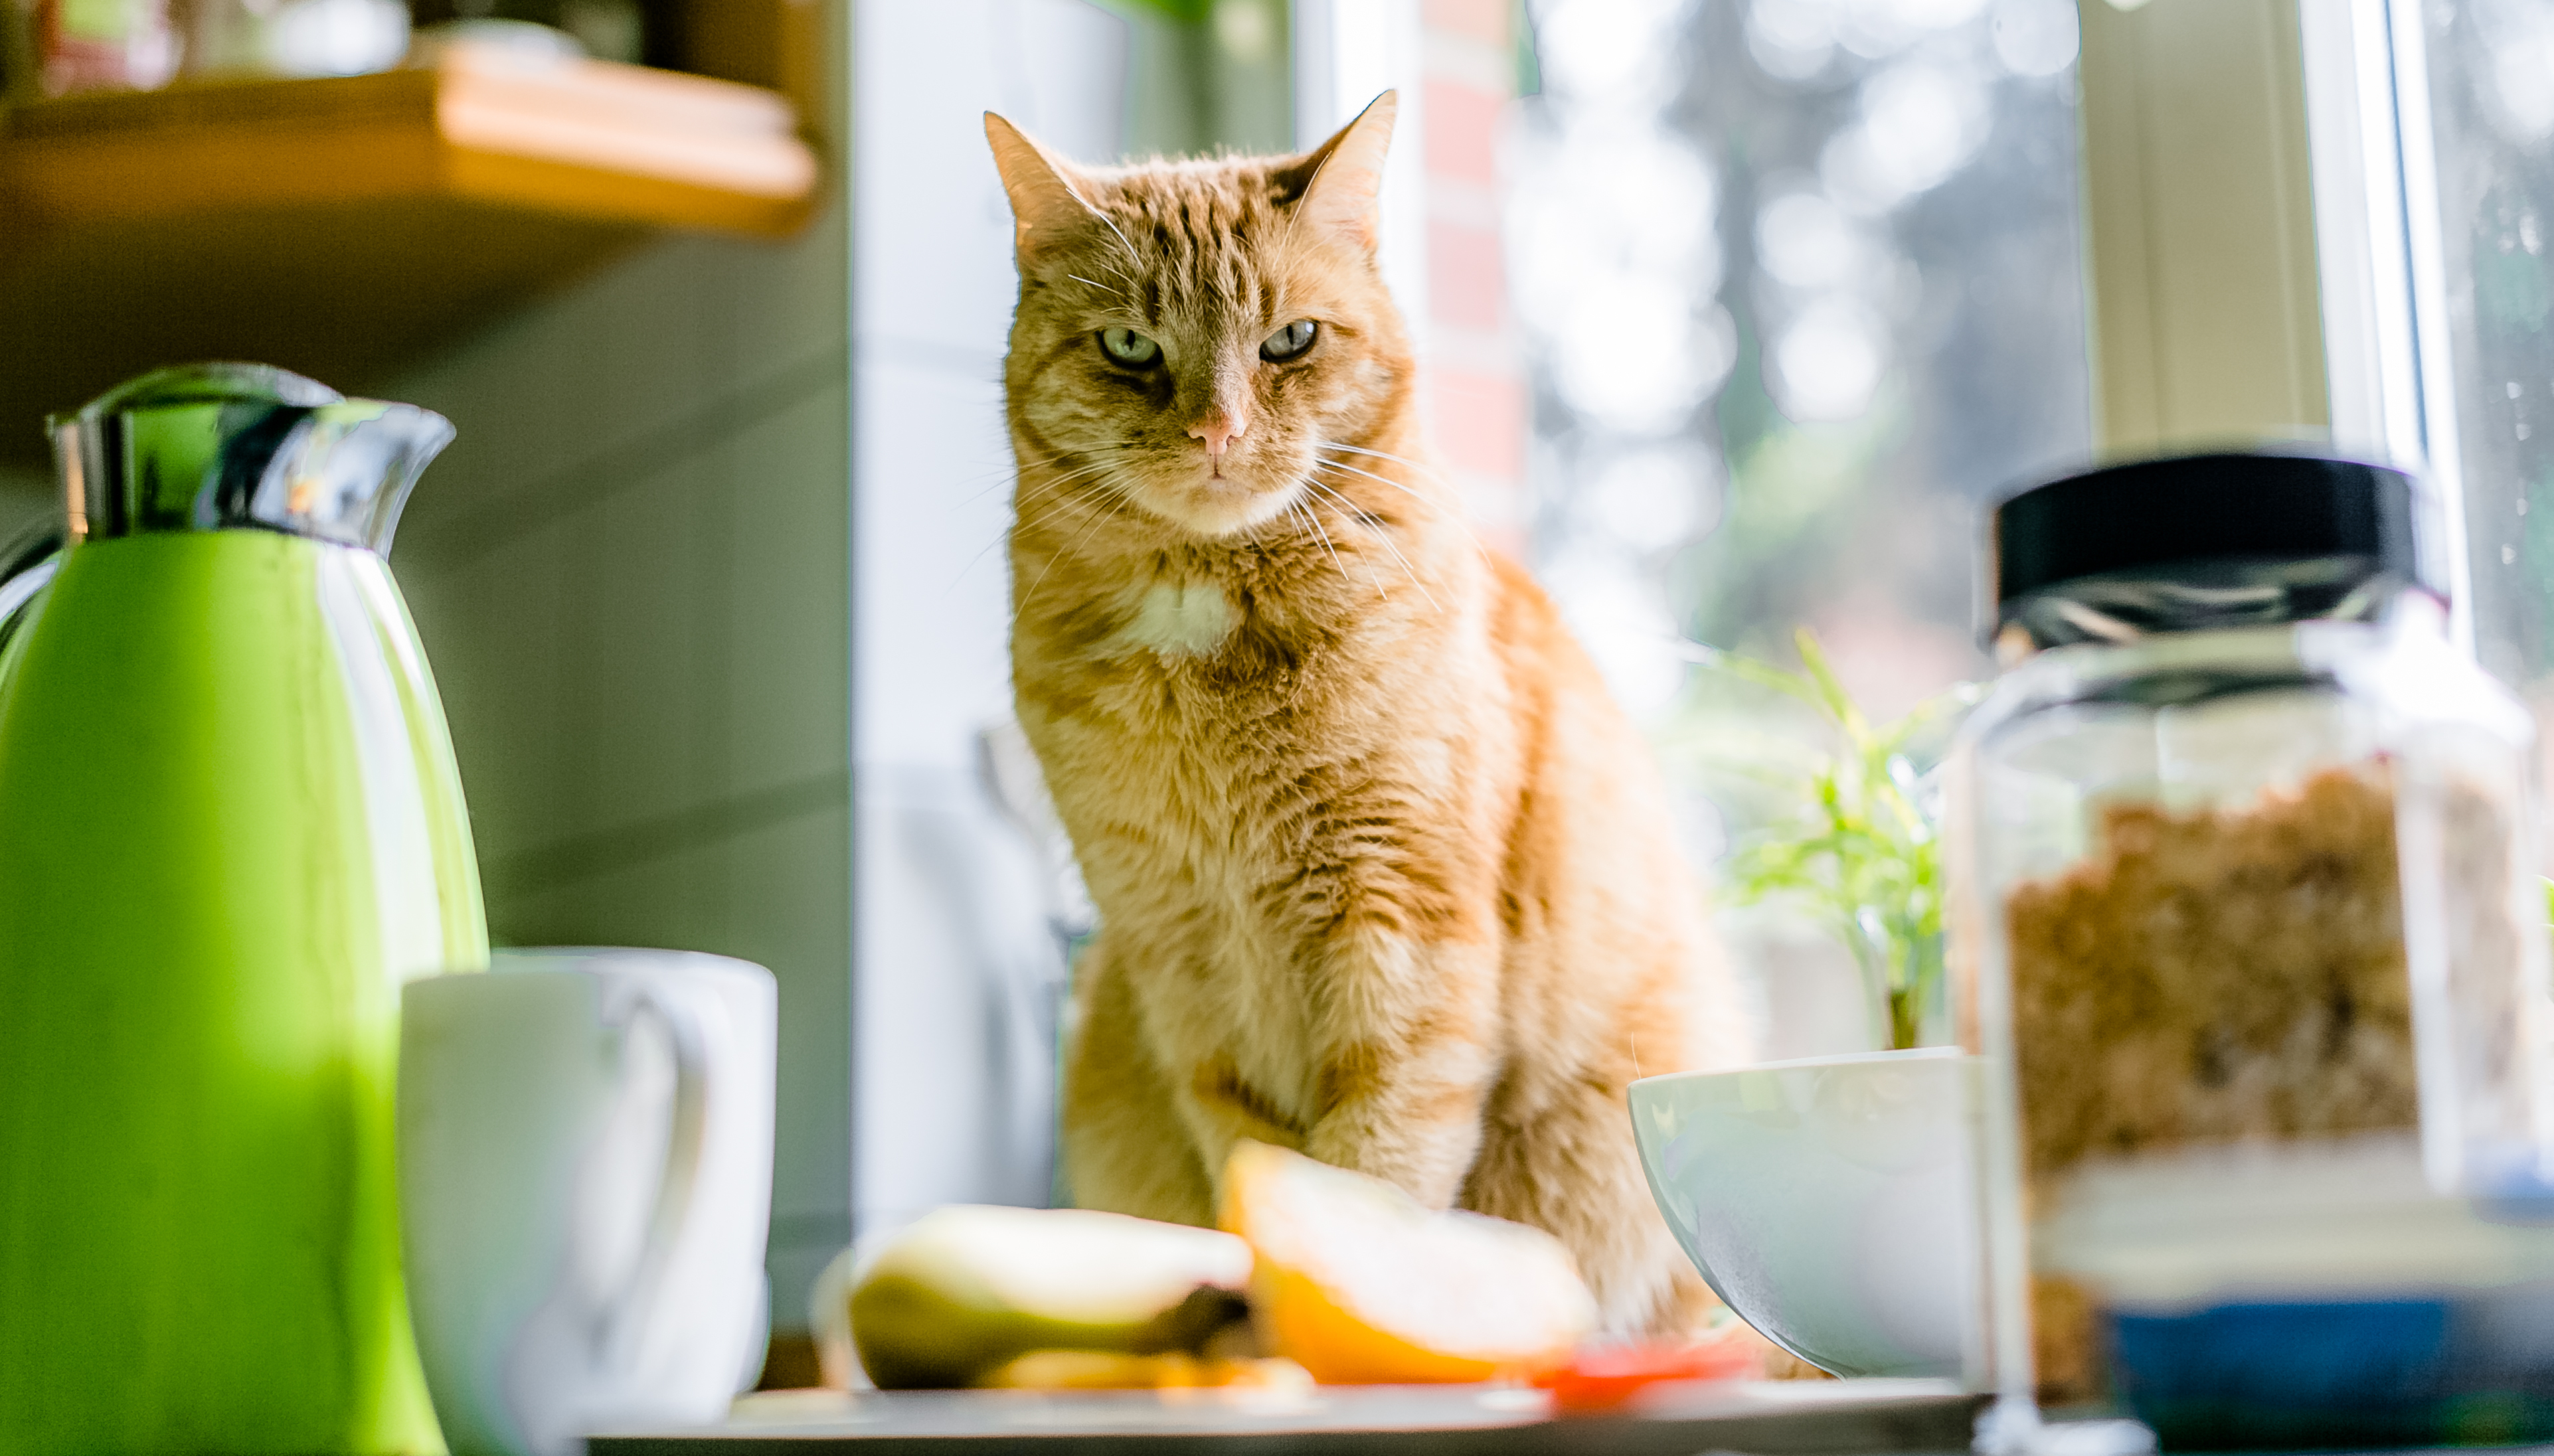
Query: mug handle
592 977 711 1372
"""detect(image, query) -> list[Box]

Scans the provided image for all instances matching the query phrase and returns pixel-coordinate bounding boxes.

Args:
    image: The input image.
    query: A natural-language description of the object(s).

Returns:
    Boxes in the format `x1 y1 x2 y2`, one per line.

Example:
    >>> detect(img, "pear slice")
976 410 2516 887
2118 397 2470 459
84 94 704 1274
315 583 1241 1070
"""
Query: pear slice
847 1205 1254 1389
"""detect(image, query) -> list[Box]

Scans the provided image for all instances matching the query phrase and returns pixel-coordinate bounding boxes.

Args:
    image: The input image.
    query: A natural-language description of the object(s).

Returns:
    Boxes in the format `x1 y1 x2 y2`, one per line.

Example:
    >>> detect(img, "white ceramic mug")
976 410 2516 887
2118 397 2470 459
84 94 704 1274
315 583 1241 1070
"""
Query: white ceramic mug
399 948 777 1456
1629 1048 1983 1380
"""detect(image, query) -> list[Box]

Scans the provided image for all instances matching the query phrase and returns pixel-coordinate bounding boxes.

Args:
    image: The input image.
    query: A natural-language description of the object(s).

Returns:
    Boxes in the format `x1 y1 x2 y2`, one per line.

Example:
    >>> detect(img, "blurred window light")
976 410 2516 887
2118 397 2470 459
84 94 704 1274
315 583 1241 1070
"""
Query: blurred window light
1833 0 1917 58
1989 0 2079 78
1893 0 1990 29
1822 60 1993 212
1746 0 1836 80
1770 297 1889 421
1552 286 1736 433
2482 6 2554 142
1510 0 2090 731
1542 545 1689 717
1508 119 1720 285
1588 445 1723 548
1536 0 1695 108
1756 191 1871 289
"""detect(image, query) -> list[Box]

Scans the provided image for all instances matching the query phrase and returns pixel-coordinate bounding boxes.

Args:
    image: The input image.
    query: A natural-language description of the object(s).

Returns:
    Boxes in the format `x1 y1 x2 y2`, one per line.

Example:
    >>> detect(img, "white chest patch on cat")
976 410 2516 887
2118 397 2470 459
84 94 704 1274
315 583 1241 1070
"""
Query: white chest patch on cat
1122 581 1235 657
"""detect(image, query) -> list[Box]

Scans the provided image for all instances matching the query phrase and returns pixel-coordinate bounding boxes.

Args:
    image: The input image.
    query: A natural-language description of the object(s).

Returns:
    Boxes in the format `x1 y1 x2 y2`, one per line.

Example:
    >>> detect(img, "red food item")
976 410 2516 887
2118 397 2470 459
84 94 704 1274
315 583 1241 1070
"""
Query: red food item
1531 1338 1765 1414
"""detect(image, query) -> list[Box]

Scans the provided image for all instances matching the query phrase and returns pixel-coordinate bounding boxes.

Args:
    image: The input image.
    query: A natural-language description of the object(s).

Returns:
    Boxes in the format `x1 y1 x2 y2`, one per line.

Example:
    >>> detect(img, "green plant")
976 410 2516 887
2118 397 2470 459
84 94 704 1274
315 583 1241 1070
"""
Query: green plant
1680 628 1975 1052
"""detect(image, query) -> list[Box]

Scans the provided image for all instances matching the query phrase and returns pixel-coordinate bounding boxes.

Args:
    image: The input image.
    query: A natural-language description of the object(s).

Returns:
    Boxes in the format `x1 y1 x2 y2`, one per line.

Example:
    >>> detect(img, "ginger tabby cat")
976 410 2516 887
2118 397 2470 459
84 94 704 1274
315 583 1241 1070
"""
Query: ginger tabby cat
987 94 1747 1334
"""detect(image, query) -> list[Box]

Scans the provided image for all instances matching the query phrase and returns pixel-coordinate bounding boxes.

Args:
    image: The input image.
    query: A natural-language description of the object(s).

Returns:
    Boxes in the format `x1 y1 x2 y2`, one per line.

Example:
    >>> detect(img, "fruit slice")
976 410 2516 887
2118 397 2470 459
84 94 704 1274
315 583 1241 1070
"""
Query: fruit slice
847 1205 1252 1389
1219 1141 1598 1384
979 1350 1314 1392
1532 1335 1764 1413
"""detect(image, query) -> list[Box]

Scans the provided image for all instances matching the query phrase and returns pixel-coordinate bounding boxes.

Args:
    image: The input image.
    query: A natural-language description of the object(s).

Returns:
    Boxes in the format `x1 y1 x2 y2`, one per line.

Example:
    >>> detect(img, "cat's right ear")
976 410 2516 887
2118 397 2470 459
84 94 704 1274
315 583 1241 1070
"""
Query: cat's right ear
986 112 1100 265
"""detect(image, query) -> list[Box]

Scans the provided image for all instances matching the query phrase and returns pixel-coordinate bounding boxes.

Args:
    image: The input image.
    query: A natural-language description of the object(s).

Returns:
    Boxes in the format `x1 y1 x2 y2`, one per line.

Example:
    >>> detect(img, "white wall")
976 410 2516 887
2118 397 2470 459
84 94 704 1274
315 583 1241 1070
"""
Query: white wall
846 0 1132 1242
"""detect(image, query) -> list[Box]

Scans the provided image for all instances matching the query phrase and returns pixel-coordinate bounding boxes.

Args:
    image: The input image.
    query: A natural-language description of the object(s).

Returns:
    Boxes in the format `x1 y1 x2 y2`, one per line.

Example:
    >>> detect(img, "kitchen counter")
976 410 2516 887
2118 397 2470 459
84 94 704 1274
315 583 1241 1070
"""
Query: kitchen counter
590 1378 1983 1454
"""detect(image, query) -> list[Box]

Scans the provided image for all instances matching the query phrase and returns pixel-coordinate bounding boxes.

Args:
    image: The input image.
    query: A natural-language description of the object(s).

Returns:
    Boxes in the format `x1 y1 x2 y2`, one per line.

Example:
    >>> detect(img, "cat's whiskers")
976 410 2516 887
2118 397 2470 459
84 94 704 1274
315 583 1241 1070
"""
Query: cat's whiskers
1312 449 1480 549
1289 495 1361 598
1316 440 1454 487
950 457 1139 590
954 449 1084 507
981 461 1135 559
954 457 1141 592
1312 453 1451 513
1301 471 1403 542
1019 471 1148 550
1015 466 1145 614
1296 482 1392 601
1299 473 1391 538
1011 457 1140 528
1010 461 1127 514
1304 475 1438 610
958 445 1134 511
1314 455 1495 567
1007 483 1121 545
1303 466 1410 532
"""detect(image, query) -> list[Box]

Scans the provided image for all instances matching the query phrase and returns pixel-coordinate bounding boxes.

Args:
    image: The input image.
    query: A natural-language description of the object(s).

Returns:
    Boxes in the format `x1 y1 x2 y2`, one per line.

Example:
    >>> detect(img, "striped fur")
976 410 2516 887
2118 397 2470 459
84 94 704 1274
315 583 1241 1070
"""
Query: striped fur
986 96 1749 1334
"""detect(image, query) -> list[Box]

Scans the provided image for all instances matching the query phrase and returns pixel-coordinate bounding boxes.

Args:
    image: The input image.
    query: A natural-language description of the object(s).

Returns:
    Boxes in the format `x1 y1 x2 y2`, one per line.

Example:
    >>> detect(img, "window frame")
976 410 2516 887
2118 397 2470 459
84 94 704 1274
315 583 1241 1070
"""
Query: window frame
2075 0 2482 653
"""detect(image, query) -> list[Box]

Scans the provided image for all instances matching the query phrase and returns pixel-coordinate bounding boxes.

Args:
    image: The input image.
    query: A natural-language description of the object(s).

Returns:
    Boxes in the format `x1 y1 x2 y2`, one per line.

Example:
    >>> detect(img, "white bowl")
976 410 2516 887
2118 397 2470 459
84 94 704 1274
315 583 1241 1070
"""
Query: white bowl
1630 1048 1982 1379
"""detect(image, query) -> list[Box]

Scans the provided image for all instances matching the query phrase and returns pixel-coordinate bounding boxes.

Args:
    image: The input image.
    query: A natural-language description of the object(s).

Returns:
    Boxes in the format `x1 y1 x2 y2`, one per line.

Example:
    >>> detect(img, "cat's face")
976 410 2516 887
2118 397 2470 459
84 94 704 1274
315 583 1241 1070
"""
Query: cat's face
991 100 1407 540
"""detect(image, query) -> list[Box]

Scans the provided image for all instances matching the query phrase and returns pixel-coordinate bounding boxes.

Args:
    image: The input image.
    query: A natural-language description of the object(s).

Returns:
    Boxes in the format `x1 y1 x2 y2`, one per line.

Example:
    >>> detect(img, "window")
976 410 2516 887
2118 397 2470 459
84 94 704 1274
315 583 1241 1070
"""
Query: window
1511 0 2087 727
2404 3 2554 705
2305 0 2554 852
1510 0 2091 1054
1507 0 2554 1050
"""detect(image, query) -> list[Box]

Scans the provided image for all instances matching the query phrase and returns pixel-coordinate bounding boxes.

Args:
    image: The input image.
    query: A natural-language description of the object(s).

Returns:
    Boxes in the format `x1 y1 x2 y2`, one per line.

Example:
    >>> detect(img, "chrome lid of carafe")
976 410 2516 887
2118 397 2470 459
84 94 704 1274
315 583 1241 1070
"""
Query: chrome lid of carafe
49 363 454 556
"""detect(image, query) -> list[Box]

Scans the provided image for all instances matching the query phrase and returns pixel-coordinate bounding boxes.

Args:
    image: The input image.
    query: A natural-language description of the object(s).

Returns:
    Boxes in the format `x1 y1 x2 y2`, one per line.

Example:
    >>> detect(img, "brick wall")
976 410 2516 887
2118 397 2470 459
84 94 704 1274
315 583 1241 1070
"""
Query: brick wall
1417 0 1527 556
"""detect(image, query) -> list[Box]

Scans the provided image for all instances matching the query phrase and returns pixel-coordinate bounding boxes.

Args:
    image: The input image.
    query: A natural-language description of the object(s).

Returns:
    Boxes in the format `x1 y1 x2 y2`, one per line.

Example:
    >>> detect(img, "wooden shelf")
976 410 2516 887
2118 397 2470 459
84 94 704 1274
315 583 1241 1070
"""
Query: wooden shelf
0 42 823 462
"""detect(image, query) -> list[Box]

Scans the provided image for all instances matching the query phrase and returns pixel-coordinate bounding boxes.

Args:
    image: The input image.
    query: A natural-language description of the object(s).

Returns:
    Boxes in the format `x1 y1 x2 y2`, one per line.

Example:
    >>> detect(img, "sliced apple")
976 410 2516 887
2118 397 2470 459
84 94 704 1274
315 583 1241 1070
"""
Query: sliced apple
1218 1141 1598 1384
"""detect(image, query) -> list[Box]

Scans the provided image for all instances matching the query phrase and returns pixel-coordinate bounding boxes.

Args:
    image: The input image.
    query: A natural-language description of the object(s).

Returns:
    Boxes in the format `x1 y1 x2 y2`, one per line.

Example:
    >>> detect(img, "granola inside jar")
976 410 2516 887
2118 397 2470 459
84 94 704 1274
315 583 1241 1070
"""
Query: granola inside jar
1946 452 2552 1441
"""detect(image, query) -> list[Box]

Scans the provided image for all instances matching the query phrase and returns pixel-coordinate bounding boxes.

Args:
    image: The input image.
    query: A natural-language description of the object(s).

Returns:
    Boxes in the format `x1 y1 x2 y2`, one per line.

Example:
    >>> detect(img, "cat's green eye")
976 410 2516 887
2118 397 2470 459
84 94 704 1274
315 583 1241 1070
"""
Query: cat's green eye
1098 328 1161 366
1260 319 1318 362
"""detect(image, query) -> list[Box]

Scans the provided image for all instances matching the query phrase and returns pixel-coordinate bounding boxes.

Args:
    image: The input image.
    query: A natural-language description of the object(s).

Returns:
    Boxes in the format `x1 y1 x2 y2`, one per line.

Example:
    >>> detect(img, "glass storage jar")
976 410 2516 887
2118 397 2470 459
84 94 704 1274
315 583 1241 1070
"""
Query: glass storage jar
1946 452 2554 1443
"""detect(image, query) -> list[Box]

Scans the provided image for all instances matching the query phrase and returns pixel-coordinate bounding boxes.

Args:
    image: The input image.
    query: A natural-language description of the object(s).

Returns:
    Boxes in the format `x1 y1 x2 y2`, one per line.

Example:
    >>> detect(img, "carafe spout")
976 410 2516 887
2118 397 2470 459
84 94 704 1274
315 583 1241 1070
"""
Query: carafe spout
51 362 455 557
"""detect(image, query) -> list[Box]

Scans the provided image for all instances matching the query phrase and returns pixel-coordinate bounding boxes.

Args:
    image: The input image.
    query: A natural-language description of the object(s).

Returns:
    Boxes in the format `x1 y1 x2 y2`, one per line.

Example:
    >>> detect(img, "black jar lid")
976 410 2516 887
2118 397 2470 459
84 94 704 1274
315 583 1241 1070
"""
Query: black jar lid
1988 451 2434 647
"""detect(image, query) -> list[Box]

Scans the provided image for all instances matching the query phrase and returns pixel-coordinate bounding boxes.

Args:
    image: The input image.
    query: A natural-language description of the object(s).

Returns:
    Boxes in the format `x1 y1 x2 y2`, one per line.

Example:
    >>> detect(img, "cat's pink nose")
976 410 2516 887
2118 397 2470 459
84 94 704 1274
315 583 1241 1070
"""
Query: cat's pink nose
1189 409 1247 461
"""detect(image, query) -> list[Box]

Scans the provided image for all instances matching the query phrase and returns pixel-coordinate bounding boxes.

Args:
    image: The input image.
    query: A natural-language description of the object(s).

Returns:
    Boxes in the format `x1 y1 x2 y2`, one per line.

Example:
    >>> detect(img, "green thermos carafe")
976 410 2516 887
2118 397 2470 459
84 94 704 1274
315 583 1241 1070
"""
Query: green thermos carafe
0 364 488 1454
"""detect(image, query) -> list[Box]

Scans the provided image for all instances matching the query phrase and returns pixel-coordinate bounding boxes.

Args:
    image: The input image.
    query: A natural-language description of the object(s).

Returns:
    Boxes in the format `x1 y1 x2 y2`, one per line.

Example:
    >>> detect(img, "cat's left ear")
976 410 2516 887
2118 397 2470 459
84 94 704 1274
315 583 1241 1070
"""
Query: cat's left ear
1277 90 1397 252
985 112 1102 264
